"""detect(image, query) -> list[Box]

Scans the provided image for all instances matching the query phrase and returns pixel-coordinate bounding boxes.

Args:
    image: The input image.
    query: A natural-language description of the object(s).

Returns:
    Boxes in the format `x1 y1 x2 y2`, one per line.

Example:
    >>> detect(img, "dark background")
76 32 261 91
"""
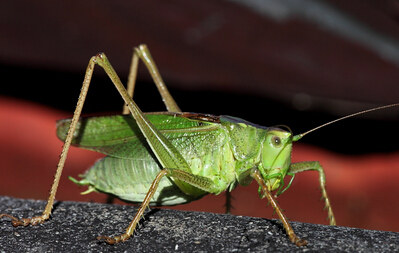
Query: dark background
1 0 399 153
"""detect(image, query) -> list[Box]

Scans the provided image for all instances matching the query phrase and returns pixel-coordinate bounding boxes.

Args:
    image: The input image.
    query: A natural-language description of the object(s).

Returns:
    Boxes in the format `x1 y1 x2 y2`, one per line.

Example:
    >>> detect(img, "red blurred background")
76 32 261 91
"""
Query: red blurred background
1 1 399 232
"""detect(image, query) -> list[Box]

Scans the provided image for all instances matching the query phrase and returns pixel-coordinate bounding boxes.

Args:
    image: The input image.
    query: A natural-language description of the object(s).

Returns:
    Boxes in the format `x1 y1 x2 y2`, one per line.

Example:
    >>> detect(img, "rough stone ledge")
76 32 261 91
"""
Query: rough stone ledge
0 196 398 252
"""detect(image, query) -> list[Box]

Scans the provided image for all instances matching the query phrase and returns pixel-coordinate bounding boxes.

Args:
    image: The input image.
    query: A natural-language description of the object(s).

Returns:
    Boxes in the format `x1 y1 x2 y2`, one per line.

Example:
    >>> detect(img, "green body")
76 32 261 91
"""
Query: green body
57 112 293 206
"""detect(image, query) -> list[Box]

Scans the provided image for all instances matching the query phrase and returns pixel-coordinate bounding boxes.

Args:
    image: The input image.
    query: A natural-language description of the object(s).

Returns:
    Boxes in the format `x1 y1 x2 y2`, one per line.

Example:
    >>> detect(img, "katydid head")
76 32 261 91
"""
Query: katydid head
259 127 294 193
257 103 399 196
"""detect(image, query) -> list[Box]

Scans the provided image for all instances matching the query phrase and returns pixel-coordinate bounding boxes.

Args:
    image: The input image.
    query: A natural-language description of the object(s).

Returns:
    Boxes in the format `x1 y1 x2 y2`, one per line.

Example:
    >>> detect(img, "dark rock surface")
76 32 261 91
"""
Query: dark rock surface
0 196 398 252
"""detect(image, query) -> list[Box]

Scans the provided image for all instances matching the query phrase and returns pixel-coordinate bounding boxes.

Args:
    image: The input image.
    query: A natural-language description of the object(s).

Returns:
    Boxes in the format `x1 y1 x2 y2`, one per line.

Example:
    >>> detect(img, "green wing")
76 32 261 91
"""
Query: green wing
56 112 220 159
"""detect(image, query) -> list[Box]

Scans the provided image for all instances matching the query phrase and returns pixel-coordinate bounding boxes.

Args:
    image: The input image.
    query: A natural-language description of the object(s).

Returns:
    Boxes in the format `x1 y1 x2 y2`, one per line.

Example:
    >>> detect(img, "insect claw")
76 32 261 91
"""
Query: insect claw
97 235 117 245
294 238 308 247
0 214 35 227
12 219 26 227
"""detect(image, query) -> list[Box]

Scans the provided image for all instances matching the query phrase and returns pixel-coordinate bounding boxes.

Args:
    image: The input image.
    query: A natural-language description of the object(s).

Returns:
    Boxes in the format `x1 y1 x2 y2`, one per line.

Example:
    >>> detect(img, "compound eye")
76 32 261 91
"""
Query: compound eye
271 136 282 148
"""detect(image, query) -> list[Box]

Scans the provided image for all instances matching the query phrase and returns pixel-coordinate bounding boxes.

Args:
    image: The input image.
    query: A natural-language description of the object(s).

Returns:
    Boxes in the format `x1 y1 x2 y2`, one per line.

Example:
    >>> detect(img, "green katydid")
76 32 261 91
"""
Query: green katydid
1 44 398 247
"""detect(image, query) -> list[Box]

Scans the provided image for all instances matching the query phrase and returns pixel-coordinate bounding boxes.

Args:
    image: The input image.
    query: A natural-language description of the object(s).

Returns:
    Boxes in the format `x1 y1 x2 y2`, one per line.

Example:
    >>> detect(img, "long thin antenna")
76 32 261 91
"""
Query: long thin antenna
293 103 399 141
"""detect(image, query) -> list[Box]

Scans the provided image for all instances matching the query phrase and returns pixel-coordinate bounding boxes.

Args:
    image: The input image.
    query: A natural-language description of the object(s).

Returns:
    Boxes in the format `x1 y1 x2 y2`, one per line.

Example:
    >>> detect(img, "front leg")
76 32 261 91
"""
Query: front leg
289 161 336 226
251 169 307 247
